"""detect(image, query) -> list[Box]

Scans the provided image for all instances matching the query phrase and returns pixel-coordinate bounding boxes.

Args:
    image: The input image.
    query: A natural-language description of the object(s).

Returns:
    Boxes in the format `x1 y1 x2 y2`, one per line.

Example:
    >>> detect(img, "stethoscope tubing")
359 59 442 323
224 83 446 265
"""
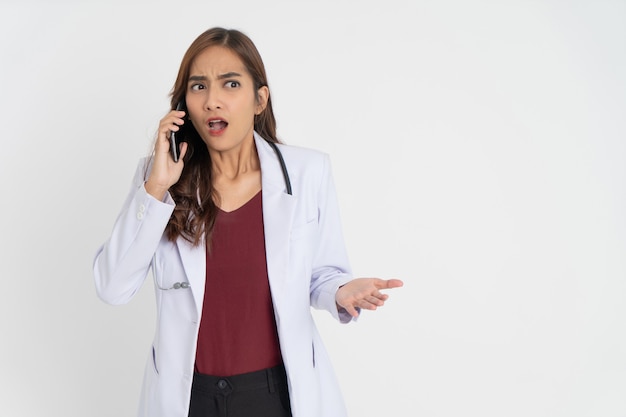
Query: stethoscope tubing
267 140 292 196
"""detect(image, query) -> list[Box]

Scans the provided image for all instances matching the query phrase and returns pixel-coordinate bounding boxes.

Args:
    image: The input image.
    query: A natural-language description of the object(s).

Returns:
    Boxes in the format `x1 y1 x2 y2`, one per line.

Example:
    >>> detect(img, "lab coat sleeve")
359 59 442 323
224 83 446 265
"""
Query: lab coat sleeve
93 158 175 305
309 154 356 323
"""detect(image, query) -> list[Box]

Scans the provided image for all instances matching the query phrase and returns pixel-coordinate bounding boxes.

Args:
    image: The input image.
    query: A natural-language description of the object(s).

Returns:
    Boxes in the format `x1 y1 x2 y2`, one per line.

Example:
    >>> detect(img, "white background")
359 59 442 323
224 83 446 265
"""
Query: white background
1 1 625 416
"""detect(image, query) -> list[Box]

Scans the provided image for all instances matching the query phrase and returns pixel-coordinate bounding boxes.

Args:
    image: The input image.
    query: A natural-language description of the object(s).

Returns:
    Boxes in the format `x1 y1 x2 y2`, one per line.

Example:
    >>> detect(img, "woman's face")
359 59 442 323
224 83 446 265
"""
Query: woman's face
185 46 268 153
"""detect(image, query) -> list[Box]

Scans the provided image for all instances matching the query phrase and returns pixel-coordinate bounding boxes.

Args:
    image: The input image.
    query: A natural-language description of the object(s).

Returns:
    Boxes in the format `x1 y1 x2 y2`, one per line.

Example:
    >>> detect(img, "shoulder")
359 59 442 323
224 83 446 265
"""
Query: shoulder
129 156 153 184
138 156 152 171
272 142 336 198
274 142 330 171
254 132 333 183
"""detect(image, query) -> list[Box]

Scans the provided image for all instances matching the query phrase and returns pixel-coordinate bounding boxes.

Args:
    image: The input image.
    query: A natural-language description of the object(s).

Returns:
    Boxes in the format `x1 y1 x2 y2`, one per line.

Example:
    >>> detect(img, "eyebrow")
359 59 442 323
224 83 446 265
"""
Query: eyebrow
188 72 243 82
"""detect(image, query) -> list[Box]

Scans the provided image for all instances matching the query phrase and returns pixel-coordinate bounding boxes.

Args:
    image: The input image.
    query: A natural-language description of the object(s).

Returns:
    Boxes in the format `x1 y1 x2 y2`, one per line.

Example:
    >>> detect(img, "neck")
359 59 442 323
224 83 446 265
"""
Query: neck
209 137 259 180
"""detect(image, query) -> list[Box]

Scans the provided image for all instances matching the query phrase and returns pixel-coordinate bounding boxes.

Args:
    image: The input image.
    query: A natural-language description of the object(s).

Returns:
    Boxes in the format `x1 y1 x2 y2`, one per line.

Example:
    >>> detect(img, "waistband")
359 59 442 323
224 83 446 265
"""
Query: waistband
192 363 288 394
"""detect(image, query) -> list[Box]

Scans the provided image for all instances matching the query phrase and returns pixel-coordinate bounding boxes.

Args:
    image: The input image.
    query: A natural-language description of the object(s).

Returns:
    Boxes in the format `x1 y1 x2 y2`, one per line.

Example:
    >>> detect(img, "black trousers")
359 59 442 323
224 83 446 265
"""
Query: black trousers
188 364 292 417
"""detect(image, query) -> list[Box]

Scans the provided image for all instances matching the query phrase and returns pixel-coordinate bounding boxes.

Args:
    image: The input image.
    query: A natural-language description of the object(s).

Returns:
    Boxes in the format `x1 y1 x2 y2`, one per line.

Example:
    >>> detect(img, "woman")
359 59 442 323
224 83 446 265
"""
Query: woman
93 27 402 417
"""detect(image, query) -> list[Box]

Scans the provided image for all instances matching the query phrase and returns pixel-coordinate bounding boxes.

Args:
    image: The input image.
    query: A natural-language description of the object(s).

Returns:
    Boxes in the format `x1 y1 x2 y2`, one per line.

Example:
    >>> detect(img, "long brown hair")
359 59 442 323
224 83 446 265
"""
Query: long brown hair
163 27 279 246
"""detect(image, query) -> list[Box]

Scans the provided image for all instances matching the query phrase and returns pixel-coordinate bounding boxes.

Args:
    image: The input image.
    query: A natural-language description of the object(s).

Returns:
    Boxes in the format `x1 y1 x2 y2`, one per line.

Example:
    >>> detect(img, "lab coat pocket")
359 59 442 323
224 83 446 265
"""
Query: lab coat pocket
153 258 191 292
290 218 317 241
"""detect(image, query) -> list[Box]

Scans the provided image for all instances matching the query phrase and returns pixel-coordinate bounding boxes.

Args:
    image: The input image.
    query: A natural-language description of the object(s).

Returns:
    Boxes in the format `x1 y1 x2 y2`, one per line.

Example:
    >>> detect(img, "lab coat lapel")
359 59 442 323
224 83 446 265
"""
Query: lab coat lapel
255 133 296 300
173 133 295 316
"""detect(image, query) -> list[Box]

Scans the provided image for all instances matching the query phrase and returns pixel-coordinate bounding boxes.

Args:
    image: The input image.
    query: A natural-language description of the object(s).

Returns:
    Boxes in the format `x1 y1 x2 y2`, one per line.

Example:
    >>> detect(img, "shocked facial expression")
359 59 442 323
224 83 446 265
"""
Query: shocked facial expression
185 46 268 153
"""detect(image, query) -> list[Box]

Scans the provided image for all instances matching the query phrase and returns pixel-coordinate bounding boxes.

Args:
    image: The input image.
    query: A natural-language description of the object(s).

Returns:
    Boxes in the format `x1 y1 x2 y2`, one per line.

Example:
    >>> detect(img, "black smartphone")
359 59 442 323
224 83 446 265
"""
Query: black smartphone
169 101 185 162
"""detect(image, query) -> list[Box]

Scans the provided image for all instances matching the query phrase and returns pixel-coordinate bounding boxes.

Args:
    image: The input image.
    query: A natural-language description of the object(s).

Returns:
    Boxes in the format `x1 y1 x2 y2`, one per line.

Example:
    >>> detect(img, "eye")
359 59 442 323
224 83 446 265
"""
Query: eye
224 80 240 88
190 83 205 91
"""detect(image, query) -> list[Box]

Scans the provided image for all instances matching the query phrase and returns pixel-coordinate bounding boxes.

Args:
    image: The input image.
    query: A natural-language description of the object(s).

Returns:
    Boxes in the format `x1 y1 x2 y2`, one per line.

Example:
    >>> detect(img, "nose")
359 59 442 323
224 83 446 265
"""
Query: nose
204 84 222 110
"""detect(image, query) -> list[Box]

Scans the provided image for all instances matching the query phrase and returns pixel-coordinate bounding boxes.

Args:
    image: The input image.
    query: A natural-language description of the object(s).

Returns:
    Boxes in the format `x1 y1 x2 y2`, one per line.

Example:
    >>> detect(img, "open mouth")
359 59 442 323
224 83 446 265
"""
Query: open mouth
208 119 228 131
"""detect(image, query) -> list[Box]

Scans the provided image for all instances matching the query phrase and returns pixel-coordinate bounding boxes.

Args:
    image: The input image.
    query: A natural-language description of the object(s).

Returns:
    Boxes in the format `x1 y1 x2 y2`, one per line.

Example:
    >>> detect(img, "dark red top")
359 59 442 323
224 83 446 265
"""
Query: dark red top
194 191 283 376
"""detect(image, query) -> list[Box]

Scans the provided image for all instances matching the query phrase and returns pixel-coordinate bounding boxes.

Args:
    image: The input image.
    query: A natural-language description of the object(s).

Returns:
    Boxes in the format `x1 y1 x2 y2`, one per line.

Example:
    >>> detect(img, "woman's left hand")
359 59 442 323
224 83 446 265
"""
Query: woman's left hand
335 278 404 318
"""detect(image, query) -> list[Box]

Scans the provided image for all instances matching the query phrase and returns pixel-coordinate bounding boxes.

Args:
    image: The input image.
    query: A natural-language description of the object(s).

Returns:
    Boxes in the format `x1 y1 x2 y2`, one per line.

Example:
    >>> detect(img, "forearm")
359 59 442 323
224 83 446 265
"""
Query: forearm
94 167 174 304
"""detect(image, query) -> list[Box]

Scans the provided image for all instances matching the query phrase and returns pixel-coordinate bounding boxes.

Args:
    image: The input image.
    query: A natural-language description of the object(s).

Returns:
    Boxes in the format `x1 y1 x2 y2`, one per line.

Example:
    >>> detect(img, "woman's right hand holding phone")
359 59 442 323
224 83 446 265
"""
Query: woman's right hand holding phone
145 109 188 201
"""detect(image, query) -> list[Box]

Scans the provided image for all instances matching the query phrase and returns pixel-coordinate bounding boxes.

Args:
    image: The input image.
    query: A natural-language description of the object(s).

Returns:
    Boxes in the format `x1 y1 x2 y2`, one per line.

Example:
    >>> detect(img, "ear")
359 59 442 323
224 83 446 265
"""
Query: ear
255 85 269 115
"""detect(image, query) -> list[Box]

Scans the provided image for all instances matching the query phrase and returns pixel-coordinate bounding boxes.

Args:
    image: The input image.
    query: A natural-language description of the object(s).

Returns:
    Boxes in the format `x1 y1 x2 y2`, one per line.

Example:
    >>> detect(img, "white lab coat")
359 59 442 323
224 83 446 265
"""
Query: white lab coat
93 132 355 417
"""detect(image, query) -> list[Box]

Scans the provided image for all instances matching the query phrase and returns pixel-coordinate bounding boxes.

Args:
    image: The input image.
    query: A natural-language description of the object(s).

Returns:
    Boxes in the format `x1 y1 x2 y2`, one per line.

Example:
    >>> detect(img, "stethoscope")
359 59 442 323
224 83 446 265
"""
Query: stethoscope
155 140 291 291
267 140 292 195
